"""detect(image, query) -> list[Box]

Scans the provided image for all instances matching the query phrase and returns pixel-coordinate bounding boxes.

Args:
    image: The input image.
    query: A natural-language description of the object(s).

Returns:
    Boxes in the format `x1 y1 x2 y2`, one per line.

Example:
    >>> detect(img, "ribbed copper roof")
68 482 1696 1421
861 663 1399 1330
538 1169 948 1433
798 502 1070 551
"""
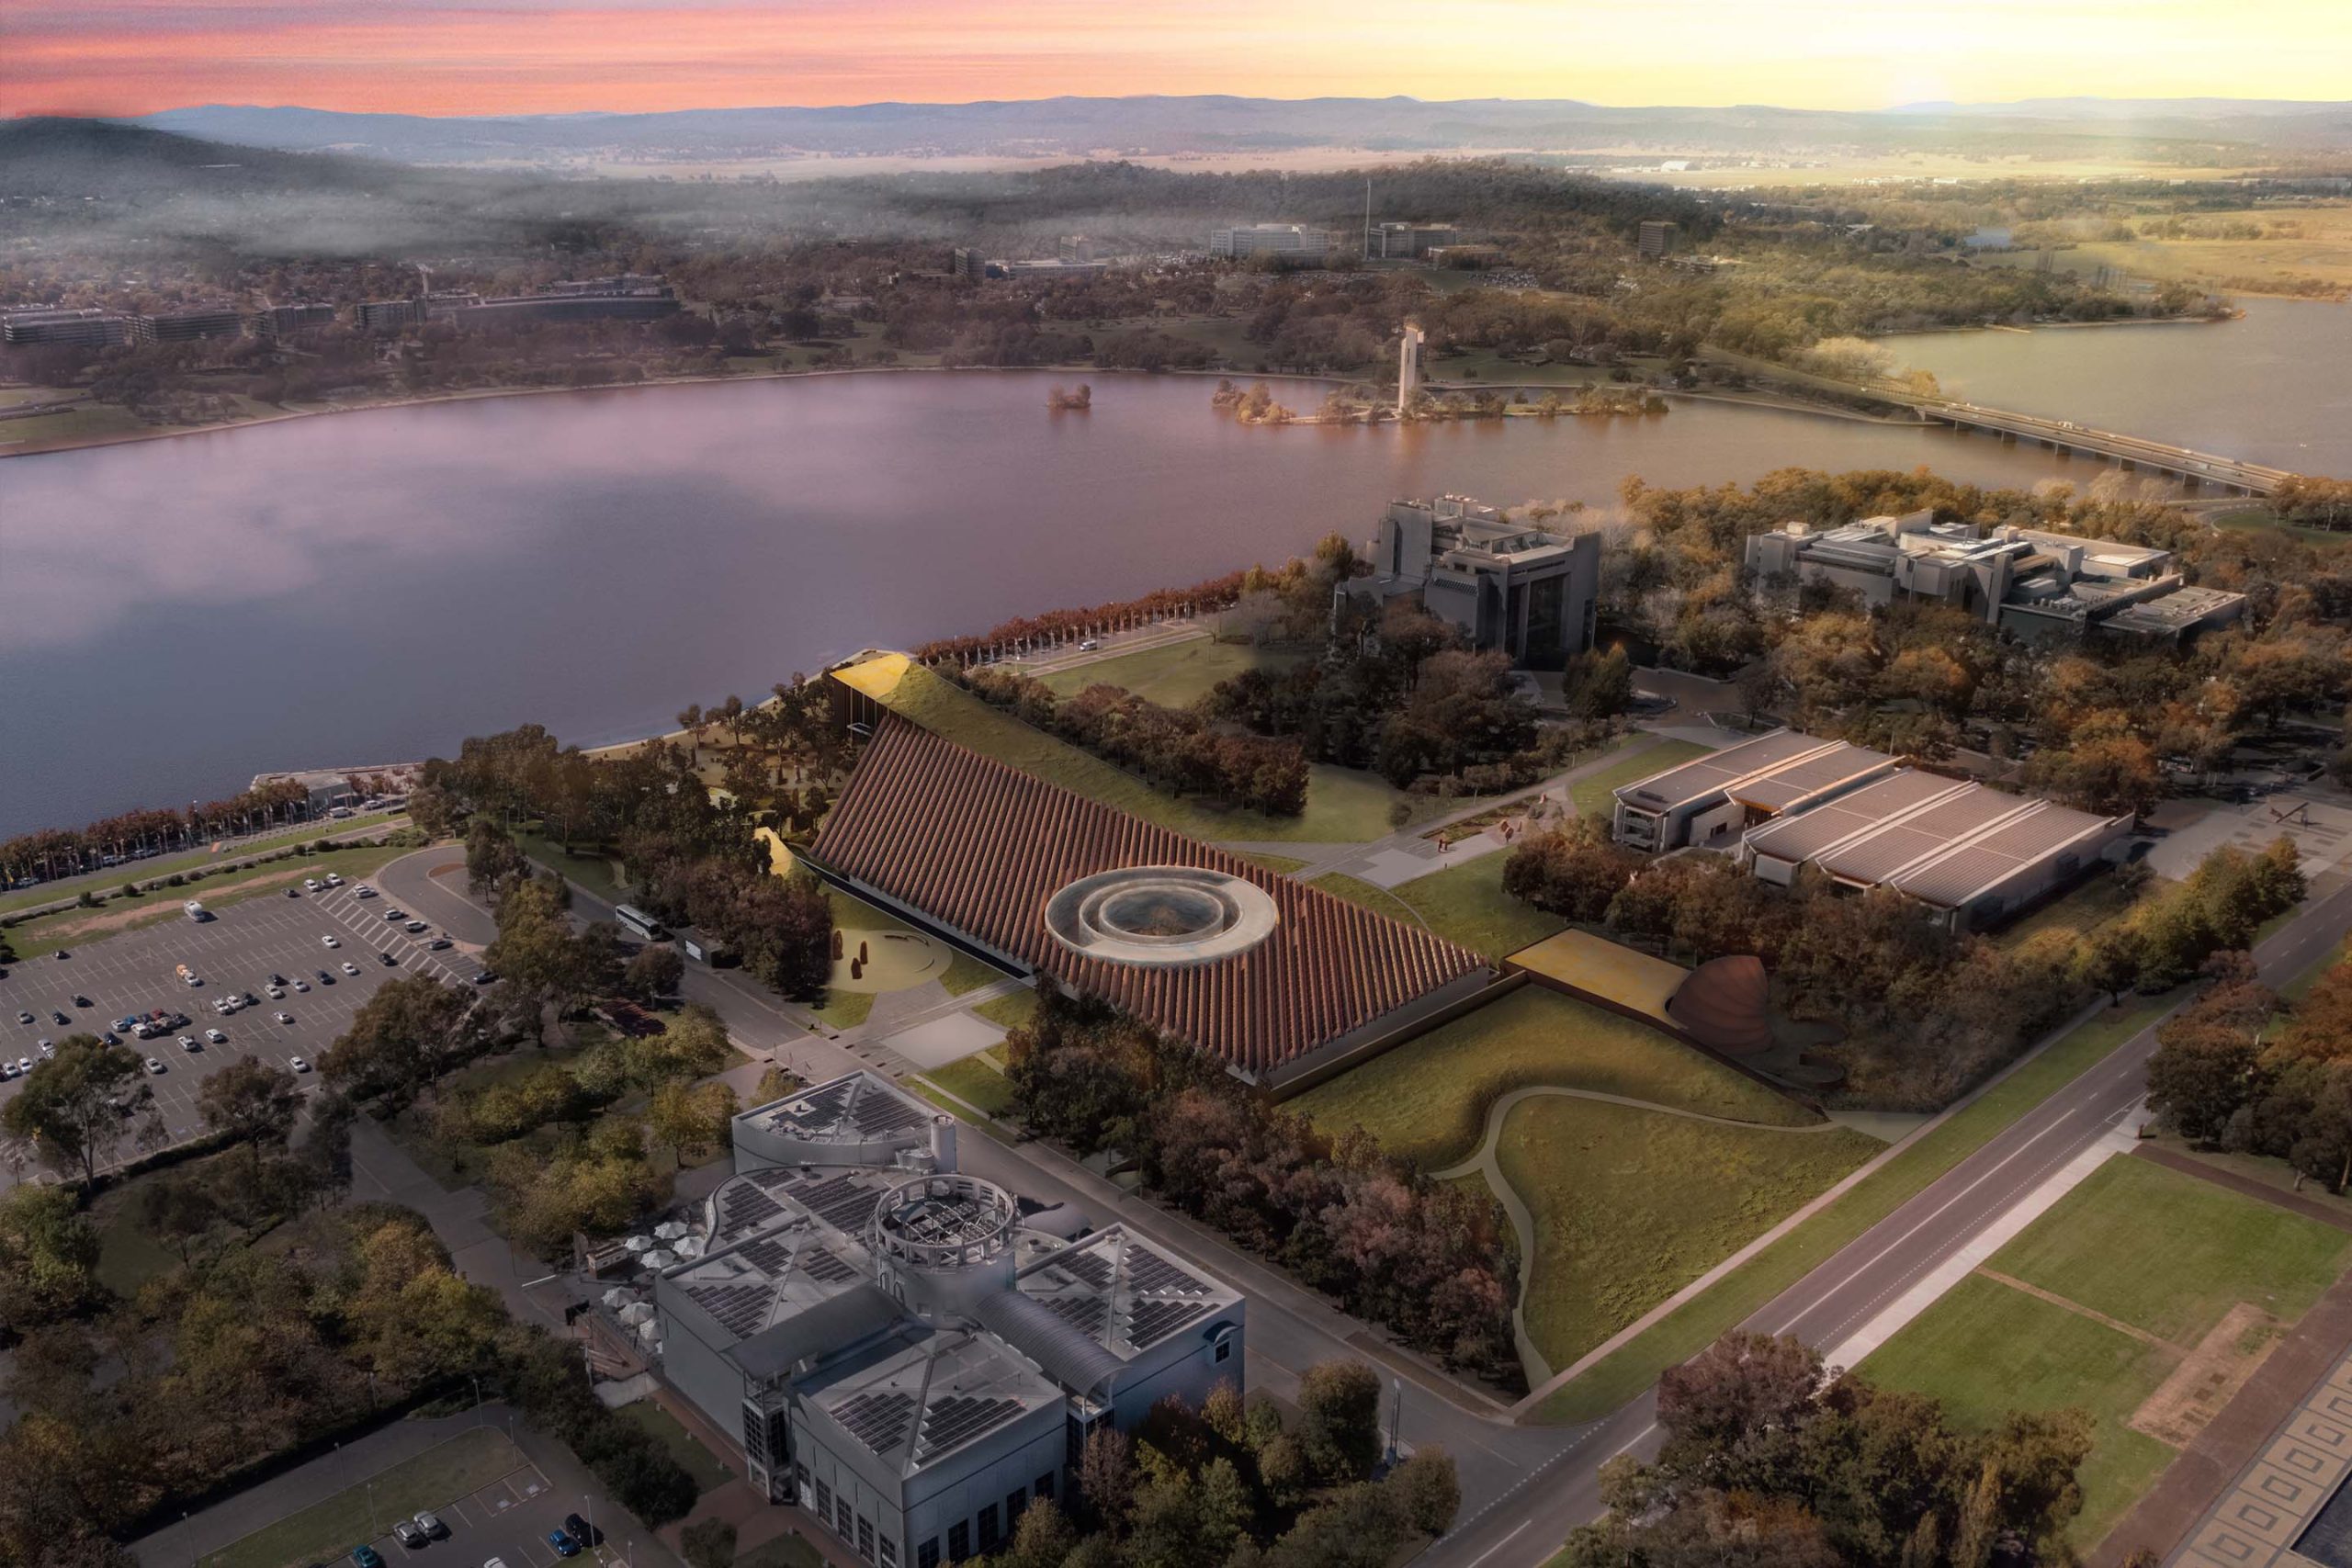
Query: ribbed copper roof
812 715 1486 1077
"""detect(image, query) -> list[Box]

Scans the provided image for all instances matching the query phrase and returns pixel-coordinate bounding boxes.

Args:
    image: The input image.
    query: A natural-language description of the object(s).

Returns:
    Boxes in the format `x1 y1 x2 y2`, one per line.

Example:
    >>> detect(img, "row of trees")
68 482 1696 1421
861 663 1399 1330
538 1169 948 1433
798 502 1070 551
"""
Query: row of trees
2148 951 2352 1189
959 668 1311 815
0 776 314 887
1004 991 1522 1387
1565 1331 2092 1566
909 569 1254 665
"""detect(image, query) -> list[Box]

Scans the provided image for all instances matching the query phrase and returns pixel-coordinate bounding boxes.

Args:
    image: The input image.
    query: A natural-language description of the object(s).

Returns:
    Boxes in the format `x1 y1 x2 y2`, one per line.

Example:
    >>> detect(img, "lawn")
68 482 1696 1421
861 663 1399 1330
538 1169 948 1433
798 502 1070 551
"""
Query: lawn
926 1052 1018 1118
1993 869 2145 951
1569 739 1714 820
1990 1156 2352 1347
0 810 401 918
1312 853 1564 961
1235 852 1310 874
1537 997 2166 1423
974 988 1039 1032
1036 637 1306 709
617 1399 735 1495
852 656 1428 843
1497 1096 1883 1373
7 840 415 954
1293 986 1818 1169
1859 1274 2179 1551
200 1427 526 1568
516 829 630 904
940 951 1009 997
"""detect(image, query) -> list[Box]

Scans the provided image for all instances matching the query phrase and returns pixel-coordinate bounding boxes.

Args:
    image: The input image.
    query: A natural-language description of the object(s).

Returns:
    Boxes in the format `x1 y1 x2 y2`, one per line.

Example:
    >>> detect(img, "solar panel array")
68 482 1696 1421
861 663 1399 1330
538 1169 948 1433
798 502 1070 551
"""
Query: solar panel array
1054 1247 1114 1291
918 1395 1026 1460
1125 1249 1206 1296
834 1391 917 1457
1126 1299 1211 1349
800 1246 857 1284
788 1173 886 1234
787 1077 933 1139
684 1281 775 1339
717 1181 783 1238
737 1236 796 1277
1045 1294 1111 1337
848 1084 932 1137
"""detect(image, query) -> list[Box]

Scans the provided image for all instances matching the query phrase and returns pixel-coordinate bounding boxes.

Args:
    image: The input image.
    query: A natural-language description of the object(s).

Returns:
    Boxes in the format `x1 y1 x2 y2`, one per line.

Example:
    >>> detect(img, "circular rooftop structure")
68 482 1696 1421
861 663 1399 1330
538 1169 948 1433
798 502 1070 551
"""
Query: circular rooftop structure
869 1173 1020 1274
1043 865 1279 967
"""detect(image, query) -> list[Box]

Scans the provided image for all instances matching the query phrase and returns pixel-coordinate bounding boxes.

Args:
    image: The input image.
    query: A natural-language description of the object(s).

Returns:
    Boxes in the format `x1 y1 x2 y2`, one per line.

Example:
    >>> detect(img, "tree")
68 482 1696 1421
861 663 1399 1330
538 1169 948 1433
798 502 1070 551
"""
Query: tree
2071 920 2141 1005
648 1079 737 1165
138 1168 220 1263
1079 1426 1136 1533
624 943 684 1000
2148 1018 2262 1144
1004 1499 1078 1568
1 1034 153 1189
197 1057 302 1172
321 975 479 1103
1297 1359 1384 1483
1388 1448 1461 1535
675 704 705 763
681 1519 738 1568
466 817 529 893
0 1183 102 1333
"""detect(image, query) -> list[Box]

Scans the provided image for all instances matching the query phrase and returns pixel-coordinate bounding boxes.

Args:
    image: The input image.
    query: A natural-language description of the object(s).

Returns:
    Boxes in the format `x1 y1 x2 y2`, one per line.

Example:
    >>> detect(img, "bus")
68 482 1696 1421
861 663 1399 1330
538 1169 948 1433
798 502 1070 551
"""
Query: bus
613 904 669 942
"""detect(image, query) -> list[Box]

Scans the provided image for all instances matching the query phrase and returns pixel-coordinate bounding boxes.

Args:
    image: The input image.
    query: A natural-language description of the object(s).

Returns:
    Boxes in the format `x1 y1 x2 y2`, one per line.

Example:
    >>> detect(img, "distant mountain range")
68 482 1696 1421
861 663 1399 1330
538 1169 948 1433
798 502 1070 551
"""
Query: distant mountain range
129 96 2352 165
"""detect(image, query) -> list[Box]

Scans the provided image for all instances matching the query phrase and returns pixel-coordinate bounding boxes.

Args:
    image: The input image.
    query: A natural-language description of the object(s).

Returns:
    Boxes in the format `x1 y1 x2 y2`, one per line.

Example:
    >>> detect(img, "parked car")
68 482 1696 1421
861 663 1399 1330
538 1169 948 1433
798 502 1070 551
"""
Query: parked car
341 962 360 976
413 1512 447 1540
294 979 311 992
303 878 321 892
351 1548 385 1568
71 994 91 1009
144 1057 165 1074
205 1028 227 1044
15 1010 30 1025
267 986 286 999
51 1010 69 1026
390 1521 425 1550
562 1513 599 1547
316 970 334 985
546 1529 581 1559
288 1055 311 1073
322 935 341 949
385 908 406 921
276 1010 294 1024
406 920 428 933
380 952 400 967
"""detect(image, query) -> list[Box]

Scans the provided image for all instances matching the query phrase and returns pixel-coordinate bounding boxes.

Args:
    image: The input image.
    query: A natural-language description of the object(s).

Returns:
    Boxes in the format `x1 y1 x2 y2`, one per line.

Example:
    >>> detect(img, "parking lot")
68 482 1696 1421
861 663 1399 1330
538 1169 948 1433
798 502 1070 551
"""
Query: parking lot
358 1451 627 1568
1 874 485 1181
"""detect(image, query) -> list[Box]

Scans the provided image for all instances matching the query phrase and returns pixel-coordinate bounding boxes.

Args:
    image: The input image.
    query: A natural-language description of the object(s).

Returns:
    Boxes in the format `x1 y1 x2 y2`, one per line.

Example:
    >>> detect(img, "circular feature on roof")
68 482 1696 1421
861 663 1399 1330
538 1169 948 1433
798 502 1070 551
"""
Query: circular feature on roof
870 1173 1020 1272
1044 865 1278 967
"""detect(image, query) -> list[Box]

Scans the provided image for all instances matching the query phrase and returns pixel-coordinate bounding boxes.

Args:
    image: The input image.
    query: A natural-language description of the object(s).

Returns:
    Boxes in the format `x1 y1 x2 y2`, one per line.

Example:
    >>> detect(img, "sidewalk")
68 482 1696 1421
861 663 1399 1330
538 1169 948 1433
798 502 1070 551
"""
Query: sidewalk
348 1114 564 1327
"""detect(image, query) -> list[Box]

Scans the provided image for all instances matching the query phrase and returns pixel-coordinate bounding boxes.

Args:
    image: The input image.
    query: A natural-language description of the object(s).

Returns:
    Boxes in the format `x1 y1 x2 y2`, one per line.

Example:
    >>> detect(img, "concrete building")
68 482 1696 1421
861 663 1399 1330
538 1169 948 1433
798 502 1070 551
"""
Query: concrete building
1002 259 1111 278
355 299 424 332
0 307 131 347
1424 244 1504 269
950 248 986 282
255 303 336 338
1611 730 1903 854
1340 496 1602 671
1209 224 1339 261
1396 322 1424 415
1056 236 1097 264
131 306 247 344
655 1072 1245 1568
1744 511 2246 643
1639 220 1680 260
1367 221 1459 259
1738 769 2131 931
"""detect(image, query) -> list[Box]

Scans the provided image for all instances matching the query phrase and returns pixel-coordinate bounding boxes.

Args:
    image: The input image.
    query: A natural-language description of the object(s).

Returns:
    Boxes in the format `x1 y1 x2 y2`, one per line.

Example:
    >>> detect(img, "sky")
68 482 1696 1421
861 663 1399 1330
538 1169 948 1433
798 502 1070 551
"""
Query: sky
7 0 2349 119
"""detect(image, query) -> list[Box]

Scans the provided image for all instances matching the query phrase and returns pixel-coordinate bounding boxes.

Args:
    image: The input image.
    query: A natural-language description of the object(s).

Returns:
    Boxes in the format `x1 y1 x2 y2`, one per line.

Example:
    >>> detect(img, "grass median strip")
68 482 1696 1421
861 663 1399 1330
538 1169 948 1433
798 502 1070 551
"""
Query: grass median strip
1534 997 2165 1424
200 1427 525 1568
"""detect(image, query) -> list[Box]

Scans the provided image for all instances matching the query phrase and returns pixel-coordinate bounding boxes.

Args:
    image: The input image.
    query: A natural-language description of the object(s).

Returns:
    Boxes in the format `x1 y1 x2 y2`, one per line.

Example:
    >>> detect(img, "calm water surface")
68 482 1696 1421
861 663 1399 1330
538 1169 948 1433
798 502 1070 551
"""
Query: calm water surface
1889 298 2352 478
0 370 2188 835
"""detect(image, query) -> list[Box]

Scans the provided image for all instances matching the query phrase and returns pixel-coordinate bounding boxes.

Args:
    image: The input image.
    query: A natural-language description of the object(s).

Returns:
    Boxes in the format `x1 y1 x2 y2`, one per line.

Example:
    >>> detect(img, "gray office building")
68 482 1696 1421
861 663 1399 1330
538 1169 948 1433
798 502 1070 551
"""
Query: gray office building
1339 496 1600 670
655 1073 1245 1568
1 307 132 347
132 306 247 344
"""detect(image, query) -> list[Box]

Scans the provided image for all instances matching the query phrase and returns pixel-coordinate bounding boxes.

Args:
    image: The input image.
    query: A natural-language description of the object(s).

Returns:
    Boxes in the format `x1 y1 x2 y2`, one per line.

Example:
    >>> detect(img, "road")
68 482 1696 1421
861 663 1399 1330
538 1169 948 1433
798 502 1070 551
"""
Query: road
375 847 2352 1565
1421 877 2352 1568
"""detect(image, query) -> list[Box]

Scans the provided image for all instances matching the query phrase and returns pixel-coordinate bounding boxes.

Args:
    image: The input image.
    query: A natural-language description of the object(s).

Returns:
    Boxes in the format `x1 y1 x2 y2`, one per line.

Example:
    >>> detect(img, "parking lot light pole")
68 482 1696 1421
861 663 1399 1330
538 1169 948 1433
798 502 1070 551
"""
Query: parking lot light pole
470 1373 482 1427
583 1494 598 1554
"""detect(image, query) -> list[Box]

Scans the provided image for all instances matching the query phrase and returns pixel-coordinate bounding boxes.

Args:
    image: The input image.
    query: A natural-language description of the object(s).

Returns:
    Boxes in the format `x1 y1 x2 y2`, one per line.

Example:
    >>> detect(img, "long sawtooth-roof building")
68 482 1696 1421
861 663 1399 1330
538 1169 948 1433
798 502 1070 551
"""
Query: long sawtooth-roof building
810 662 1489 1089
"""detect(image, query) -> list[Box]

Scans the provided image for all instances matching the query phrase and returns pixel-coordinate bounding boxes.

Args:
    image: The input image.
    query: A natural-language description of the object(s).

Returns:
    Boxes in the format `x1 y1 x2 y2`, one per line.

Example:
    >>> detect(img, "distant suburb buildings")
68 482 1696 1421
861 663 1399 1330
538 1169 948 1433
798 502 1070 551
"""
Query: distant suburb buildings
655 1070 1246 1568
1746 509 2246 644
2 275 682 344
1611 729 2132 931
1366 221 1460 258
1338 495 1603 671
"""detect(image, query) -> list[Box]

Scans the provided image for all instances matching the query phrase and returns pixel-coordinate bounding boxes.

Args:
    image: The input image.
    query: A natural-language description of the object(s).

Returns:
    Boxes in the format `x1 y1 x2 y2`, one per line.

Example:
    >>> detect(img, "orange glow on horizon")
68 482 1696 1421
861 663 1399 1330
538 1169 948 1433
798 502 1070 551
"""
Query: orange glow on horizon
6 2 2348 120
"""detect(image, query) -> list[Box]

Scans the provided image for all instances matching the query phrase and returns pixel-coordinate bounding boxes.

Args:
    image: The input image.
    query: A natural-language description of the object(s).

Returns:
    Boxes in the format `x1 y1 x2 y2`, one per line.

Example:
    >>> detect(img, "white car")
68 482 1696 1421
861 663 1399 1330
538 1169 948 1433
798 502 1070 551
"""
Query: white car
275 1010 294 1024
293 979 311 992
340 961 359 976
266 985 285 999
13 1056 29 1076
205 1028 227 1044
177 1034 198 1051
353 886 376 899
288 1055 310 1073
144 1057 165 1075
303 877 321 891
322 935 340 949
323 874 344 886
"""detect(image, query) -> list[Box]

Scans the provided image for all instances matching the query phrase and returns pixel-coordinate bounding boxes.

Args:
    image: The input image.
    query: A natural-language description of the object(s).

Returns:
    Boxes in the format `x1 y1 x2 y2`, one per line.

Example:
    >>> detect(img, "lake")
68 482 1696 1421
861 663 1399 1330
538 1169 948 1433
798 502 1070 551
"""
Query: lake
0 368 2205 837
1885 297 2352 479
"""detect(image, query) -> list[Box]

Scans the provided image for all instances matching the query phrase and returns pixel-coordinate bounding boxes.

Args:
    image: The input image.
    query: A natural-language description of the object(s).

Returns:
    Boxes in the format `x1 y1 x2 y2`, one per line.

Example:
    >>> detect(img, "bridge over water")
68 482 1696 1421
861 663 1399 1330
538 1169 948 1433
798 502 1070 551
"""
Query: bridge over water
1867 387 2294 495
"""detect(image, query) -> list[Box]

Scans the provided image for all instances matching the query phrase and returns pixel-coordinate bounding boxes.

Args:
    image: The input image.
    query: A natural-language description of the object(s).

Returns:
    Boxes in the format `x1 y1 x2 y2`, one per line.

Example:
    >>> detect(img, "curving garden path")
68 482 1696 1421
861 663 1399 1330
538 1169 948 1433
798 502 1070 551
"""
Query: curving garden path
1433 1085 1849 1384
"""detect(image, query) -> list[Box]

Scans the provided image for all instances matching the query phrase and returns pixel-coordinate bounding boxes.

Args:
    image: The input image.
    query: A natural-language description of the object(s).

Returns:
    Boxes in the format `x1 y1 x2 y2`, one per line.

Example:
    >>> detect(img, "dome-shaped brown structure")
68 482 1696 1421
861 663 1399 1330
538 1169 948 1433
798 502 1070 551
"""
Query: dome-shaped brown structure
1668 954 1773 1055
